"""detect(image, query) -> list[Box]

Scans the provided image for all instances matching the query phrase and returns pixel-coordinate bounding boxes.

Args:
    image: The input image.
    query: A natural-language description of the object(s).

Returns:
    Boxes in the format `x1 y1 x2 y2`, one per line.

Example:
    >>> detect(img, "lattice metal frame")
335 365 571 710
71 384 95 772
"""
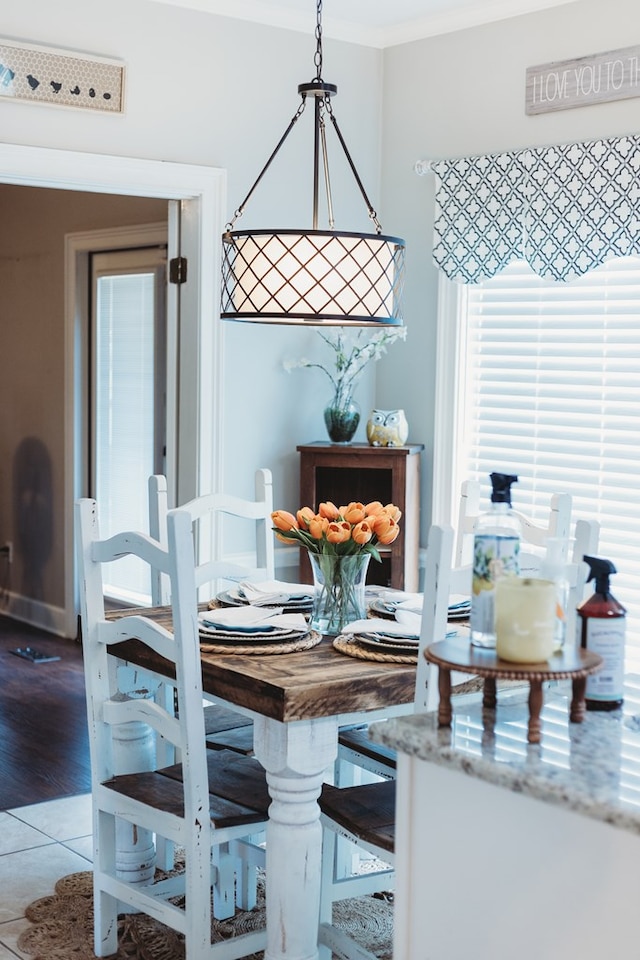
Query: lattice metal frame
221 229 405 326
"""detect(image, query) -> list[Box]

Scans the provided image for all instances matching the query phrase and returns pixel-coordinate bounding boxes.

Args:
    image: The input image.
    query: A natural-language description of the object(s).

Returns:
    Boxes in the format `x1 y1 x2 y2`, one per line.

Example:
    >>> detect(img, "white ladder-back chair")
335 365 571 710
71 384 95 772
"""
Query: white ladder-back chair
336 530 472 783
149 468 275 606
319 520 600 960
455 479 572 571
75 497 270 959
149 473 273 756
335 515 599 801
318 525 460 960
336 480 572 784
564 517 600 644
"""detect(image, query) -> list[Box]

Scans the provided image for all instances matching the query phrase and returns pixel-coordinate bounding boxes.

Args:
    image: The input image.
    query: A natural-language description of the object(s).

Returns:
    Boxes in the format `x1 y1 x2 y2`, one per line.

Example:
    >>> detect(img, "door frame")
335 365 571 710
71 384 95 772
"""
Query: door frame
0 143 226 637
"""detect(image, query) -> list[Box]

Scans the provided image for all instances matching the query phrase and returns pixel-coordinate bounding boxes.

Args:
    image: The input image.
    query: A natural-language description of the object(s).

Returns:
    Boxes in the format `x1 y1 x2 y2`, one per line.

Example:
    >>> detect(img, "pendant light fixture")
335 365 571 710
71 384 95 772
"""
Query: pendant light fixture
220 0 406 326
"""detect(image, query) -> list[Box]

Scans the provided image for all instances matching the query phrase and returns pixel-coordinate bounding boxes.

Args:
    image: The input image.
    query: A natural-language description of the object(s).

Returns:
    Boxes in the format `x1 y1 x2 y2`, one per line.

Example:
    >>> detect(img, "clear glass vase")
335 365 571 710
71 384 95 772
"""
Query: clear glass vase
308 551 371 635
324 394 360 443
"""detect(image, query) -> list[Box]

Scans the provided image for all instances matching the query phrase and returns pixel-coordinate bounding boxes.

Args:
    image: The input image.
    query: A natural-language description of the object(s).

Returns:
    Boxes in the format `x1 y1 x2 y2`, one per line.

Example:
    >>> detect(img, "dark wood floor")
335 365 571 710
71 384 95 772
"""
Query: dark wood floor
0 615 91 810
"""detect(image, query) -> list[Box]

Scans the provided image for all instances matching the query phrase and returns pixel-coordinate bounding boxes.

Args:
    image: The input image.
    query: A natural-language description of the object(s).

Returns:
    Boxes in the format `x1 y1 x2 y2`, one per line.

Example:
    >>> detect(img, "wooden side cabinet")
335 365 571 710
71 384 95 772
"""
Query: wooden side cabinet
297 442 424 591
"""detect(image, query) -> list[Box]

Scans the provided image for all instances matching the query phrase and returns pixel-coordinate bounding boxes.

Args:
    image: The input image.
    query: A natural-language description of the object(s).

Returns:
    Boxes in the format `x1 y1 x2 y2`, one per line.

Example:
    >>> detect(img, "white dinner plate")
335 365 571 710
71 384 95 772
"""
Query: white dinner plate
356 634 418 654
216 587 313 612
359 630 419 646
448 610 470 622
199 624 308 643
367 597 401 617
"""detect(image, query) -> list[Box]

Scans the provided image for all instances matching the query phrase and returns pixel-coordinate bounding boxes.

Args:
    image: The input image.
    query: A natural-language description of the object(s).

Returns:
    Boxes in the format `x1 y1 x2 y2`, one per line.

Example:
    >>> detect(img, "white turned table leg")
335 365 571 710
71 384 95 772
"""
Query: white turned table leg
253 715 338 960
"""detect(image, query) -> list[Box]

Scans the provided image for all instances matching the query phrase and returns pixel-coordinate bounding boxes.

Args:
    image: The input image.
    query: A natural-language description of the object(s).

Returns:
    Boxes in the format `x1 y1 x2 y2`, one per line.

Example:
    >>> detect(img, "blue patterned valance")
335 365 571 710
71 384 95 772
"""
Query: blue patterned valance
432 134 640 283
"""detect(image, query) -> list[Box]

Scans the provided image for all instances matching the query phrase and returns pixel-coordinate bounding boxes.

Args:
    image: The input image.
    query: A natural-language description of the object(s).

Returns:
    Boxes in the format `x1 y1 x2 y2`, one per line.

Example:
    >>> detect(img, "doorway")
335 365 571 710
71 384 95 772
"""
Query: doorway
0 143 226 637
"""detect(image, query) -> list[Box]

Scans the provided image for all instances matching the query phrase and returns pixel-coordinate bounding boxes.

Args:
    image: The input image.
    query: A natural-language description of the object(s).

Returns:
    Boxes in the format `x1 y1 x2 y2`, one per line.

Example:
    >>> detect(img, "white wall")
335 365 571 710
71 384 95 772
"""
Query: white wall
0 0 386 618
378 0 640 544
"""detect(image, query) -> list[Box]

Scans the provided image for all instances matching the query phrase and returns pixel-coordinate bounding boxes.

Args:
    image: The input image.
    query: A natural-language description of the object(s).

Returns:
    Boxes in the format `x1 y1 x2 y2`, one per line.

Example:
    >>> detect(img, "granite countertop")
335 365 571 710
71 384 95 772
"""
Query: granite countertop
370 676 640 836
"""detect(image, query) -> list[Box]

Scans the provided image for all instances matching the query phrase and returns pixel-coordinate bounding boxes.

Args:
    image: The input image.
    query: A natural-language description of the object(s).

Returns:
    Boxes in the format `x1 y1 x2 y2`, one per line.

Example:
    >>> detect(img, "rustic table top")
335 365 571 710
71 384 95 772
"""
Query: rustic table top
110 605 416 724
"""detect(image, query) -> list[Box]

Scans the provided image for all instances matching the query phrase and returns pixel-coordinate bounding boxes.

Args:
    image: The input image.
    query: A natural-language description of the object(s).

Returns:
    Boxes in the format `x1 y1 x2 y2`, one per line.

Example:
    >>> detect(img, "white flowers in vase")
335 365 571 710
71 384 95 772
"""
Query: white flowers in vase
284 327 407 410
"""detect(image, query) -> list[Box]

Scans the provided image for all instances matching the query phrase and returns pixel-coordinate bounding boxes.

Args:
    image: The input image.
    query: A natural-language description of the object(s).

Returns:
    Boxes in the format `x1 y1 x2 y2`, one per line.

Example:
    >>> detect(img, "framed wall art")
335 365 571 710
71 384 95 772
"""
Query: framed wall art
0 38 125 114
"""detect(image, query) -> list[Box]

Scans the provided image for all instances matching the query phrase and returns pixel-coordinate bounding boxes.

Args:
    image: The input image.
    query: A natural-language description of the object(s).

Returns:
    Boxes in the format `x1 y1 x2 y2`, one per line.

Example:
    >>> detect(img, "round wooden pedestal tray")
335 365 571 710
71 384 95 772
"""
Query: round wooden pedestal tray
425 637 603 744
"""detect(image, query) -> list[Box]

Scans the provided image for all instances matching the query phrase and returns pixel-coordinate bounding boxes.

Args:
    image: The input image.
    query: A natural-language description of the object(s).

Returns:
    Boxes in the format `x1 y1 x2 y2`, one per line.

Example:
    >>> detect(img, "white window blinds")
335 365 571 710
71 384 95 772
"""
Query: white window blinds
454 257 640 670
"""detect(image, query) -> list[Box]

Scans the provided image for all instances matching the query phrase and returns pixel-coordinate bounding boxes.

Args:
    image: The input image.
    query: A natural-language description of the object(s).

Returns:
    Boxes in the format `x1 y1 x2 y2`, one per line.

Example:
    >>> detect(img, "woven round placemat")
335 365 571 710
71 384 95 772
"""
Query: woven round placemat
199 630 322 656
332 636 488 697
333 634 418 664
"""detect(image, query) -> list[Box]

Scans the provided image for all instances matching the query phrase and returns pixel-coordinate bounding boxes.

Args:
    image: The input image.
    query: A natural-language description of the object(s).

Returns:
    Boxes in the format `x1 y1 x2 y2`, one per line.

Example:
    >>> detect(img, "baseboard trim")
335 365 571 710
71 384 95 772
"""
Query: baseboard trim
0 591 72 638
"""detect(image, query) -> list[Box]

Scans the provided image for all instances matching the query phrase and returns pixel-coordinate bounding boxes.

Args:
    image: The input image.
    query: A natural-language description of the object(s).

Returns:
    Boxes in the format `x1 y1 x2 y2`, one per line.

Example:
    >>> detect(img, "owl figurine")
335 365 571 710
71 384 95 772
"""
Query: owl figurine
366 409 409 447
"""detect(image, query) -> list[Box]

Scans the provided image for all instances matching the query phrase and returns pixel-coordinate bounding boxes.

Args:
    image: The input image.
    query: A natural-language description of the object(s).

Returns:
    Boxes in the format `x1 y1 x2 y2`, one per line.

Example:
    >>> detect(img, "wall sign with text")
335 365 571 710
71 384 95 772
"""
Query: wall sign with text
0 38 124 113
526 45 640 115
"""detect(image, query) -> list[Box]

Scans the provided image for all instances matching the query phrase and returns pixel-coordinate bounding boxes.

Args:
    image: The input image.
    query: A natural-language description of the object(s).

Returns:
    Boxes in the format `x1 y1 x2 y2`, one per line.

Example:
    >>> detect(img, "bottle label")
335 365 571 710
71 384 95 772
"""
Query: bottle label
581 617 625 701
470 535 520 639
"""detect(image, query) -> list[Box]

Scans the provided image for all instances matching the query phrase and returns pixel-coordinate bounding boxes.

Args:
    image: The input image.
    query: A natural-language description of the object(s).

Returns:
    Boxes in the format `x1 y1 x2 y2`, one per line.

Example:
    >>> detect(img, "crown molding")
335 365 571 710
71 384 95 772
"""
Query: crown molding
148 0 579 48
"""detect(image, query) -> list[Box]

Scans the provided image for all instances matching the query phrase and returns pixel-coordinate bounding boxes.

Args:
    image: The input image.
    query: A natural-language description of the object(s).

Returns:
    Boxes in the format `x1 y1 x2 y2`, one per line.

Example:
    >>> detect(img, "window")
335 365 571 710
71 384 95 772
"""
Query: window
440 257 640 671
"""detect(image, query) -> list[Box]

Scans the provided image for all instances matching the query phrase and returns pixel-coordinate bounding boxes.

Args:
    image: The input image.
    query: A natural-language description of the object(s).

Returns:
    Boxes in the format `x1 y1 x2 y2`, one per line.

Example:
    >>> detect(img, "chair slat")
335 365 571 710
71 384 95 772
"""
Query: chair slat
159 751 271 814
204 704 253 735
320 782 396 856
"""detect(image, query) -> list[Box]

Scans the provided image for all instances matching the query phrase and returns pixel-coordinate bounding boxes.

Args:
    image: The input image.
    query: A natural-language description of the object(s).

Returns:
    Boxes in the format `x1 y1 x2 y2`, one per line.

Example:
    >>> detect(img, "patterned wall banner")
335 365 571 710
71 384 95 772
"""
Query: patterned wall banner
0 39 124 113
432 135 640 284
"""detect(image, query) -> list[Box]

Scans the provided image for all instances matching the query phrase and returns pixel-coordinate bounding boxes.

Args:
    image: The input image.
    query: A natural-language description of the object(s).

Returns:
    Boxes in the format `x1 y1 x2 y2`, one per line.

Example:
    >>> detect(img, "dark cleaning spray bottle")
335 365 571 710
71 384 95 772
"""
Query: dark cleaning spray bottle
577 555 626 711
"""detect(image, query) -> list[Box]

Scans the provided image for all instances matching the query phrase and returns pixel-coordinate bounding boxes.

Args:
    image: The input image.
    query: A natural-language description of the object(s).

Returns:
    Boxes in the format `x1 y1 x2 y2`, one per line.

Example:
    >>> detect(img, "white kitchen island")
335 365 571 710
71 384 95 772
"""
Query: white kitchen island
370 678 640 960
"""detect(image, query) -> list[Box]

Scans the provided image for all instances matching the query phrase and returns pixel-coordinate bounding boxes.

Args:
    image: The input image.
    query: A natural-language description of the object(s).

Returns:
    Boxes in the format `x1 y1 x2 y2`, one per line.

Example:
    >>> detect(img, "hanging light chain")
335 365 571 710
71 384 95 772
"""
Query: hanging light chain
314 0 323 81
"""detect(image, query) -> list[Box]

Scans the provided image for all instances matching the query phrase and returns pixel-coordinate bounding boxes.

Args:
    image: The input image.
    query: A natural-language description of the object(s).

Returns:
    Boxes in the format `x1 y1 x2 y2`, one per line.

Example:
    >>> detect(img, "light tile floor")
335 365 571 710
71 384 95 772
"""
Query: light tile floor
0 793 93 959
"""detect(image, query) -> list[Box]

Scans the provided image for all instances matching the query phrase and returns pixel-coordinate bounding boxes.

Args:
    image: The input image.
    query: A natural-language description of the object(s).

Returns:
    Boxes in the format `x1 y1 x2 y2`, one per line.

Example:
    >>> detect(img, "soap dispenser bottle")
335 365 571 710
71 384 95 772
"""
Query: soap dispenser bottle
577 555 626 711
470 472 521 648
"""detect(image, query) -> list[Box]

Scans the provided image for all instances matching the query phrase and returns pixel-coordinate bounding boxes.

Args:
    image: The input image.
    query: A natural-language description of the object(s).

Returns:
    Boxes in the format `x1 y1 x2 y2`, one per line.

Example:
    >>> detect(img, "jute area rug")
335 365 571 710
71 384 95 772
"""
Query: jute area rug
17 870 393 960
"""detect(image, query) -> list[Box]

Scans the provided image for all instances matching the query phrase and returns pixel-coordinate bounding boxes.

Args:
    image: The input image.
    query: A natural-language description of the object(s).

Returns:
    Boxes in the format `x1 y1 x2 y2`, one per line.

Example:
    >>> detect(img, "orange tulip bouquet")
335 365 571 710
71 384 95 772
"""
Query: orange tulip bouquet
272 500 401 634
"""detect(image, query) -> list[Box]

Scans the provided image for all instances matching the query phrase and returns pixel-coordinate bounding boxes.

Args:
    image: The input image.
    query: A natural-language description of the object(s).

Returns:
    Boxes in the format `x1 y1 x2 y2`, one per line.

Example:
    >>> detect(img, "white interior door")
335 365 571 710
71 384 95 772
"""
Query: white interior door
90 246 167 603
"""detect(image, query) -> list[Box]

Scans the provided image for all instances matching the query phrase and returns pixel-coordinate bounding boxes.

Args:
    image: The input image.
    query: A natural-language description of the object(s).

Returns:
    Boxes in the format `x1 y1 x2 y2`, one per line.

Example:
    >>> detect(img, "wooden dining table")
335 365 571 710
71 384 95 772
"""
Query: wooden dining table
109 605 416 960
